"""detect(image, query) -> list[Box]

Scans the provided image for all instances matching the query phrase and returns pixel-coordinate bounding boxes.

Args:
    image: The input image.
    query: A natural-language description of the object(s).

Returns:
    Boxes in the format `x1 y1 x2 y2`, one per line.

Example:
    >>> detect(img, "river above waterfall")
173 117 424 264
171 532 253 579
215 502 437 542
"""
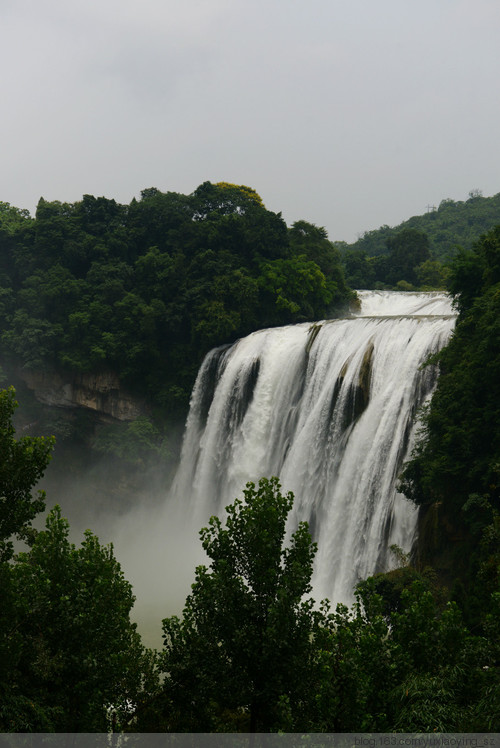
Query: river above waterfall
354 289 455 317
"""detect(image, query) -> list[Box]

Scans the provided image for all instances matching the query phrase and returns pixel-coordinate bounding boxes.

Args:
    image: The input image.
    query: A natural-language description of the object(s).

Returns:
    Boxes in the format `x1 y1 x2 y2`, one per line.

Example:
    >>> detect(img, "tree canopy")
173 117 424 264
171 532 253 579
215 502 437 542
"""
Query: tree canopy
0 386 54 562
399 225 500 628
150 479 500 733
339 191 500 289
342 190 500 261
0 387 156 732
0 184 354 425
3 507 152 732
159 477 321 732
400 225 500 514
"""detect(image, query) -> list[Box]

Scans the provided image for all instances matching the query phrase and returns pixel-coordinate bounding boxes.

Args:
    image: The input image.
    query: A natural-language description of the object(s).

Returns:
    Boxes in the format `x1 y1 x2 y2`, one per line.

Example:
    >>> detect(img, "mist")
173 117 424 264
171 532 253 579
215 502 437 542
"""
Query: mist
111 486 208 649
38 430 209 650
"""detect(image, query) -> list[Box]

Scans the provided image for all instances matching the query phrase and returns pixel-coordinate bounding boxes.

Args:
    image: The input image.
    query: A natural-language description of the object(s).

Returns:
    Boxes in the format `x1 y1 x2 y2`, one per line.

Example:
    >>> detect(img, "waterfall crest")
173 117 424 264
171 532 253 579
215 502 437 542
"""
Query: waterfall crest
171 291 456 604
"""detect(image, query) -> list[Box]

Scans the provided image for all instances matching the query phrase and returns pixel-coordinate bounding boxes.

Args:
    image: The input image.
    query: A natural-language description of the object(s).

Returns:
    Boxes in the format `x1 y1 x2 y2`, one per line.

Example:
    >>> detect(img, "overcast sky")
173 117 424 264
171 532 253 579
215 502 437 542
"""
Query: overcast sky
2 0 499 242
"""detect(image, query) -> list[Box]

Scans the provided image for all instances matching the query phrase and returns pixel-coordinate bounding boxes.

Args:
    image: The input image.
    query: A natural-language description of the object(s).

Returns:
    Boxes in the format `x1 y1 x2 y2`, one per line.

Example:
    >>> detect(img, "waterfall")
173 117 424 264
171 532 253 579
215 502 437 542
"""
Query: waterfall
171 291 456 604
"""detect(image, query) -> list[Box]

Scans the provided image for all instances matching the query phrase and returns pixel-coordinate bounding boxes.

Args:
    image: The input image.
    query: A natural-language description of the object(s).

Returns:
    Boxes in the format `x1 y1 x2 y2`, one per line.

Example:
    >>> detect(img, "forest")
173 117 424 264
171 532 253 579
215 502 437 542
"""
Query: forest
339 190 500 290
0 183 353 419
0 186 499 732
0 182 356 490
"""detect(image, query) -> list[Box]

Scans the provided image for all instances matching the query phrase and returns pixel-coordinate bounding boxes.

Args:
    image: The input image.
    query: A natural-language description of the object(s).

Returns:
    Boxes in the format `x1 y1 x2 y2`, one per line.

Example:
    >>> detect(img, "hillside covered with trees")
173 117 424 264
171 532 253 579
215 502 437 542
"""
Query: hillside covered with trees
339 190 500 290
0 182 353 421
400 225 500 612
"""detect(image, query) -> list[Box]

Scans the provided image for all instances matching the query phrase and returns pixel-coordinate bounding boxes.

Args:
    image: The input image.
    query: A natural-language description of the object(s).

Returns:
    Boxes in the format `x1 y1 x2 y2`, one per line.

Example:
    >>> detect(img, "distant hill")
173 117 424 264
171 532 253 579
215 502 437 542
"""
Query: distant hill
338 190 500 261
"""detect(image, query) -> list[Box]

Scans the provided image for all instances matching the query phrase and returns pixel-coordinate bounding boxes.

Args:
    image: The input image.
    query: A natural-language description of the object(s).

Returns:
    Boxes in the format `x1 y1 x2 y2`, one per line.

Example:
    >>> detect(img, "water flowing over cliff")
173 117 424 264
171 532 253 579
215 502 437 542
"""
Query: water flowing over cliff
171 291 456 604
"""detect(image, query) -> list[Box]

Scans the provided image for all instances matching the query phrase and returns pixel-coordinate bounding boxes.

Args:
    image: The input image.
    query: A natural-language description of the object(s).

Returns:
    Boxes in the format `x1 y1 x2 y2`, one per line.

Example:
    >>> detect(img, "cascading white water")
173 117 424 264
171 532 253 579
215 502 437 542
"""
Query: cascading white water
171 291 456 604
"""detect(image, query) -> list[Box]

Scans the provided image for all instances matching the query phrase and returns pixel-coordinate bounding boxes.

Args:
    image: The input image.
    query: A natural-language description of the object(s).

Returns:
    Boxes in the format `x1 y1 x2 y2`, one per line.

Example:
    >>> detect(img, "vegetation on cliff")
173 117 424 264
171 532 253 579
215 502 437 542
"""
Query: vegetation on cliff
0 184 353 423
0 388 158 731
400 225 500 621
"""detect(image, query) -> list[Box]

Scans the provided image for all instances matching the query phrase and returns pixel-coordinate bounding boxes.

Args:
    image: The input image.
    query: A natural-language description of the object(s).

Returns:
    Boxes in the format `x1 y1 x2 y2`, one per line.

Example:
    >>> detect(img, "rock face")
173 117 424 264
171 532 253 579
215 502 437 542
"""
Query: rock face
15 367 146 421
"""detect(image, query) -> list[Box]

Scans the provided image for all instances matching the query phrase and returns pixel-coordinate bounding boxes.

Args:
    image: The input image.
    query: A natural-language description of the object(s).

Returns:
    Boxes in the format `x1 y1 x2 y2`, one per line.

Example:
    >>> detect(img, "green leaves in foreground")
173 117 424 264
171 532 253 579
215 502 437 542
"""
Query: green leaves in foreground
1 506 155 732
160 477 320 732
0 386 54 562
156 478 500 733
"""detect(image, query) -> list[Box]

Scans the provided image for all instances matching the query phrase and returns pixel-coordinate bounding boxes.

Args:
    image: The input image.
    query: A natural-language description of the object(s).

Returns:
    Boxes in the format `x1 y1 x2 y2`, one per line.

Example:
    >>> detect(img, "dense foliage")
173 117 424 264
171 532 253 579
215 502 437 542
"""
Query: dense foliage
400 225 500 624
3 508 155 732
400 226 500 513
1 386 499 733
0 389 157 732
341 228 447 290
341 190 500 260
138 480 500 733
158 478 320 732
339 190 500 289
0 387 54 562
0 184 353 420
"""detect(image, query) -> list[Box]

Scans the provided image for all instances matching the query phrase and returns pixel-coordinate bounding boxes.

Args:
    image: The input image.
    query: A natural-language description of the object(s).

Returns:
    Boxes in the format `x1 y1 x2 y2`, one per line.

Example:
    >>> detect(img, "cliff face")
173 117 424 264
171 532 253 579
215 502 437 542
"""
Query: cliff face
14 367 147 422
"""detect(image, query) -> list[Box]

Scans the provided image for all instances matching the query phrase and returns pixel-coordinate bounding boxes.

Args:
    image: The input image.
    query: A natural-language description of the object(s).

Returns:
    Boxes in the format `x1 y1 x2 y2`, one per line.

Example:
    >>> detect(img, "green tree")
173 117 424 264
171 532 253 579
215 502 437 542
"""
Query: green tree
0 389 156 732
341 248 376 289
400 228 500 515
258 256 334 324
0 201 32 233
91 416 168 466
316 569 499 732
1 311 63 370
4 506 153 732
344 191 500 262
191 181 265 217
0 387 55 730
160 477 320 732
385 228 431 286
0 387 54 562
289 221 339 276
415 258 450 289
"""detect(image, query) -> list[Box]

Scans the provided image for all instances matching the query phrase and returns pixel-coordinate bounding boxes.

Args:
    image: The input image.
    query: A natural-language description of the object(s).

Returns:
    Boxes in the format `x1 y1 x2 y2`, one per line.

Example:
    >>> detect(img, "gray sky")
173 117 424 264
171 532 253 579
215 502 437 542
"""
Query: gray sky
2 0 499 242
